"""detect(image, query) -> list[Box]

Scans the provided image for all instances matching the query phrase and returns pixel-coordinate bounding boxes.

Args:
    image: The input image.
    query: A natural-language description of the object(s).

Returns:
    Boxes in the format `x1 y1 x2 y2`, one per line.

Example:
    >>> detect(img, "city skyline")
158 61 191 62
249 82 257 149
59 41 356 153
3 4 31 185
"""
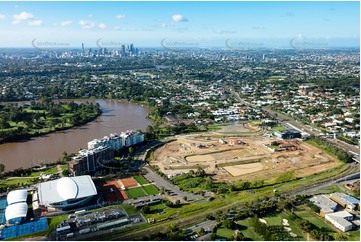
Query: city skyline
0 1 359 48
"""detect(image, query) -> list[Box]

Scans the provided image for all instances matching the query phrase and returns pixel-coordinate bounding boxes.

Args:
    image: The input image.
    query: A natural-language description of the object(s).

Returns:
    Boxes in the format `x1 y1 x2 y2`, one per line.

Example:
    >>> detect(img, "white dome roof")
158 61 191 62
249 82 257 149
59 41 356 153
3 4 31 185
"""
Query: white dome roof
56 177 78 200
5 202 28 221
7 189 27 205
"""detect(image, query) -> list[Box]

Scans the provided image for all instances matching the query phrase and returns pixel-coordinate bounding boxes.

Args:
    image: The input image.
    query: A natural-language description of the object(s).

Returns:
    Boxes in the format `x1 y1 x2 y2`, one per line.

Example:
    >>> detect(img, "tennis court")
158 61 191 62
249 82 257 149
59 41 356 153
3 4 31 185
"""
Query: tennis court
119 177 138 189
0 218 48 239
0 212 5 225
143 185 159 195
125 187 146 198
133 175 148 185
0 198 7 210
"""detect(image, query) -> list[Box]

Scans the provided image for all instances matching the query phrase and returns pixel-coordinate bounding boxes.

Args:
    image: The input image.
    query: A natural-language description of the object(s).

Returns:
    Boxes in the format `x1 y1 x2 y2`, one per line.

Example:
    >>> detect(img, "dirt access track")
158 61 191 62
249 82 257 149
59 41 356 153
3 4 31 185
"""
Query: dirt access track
151 131 341 183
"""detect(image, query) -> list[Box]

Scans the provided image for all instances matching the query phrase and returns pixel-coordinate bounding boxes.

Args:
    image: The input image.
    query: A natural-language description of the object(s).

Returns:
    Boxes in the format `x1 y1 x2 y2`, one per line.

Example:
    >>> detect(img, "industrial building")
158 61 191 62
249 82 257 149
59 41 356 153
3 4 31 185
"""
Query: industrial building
329 193 360 210
35 176 97 210
274 129 302 139
309 195 338 216
325 211 354 232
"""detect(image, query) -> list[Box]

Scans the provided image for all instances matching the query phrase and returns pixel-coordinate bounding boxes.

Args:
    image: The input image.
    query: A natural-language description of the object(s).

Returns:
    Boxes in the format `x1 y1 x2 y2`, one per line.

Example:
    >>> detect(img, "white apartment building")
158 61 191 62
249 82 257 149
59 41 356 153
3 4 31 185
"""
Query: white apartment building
88 133 123 151
121 130 144 147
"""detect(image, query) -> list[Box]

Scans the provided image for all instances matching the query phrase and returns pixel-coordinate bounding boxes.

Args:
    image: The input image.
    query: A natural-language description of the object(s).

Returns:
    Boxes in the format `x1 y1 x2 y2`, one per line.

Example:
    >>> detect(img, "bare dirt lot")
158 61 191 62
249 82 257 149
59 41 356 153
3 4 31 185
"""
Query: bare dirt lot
151 132 341 183
223 163 264 176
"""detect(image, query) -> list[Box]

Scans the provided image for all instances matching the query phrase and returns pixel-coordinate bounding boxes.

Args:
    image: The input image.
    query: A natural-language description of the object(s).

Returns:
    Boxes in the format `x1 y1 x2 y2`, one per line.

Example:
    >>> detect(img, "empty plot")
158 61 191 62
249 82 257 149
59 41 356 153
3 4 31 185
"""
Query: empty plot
126 187 146 198
223 163 263 176
143 185 159 195
120 178 138 189
186 154 214 162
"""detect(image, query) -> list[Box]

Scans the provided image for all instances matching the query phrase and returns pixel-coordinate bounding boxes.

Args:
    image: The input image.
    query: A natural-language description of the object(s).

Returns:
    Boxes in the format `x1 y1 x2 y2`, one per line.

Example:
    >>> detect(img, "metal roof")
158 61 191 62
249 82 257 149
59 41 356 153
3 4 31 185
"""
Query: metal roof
7 190 27 205
5 202 28 221
37 175 97 206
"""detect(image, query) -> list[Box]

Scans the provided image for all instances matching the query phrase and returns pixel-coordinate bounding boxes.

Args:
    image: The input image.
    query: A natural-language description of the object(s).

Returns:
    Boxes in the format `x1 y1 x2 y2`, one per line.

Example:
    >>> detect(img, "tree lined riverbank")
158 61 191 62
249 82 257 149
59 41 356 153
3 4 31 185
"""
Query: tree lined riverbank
0 98 101 143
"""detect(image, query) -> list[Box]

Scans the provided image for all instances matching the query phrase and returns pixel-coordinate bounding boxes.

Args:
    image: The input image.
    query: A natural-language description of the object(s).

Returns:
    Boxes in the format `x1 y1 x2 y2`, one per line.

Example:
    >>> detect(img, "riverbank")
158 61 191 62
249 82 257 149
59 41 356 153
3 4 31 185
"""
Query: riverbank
0 99 151 171
0 100 102 144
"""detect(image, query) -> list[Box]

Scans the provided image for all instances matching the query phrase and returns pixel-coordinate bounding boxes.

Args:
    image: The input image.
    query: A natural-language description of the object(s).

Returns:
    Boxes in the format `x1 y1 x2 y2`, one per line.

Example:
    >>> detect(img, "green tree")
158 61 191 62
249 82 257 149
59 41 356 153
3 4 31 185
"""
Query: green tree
62 169 70 177
0 163 5 174
142 205 150 214
235 231 245 241
128 147 134 159
333 232 348 241
222 219 235 229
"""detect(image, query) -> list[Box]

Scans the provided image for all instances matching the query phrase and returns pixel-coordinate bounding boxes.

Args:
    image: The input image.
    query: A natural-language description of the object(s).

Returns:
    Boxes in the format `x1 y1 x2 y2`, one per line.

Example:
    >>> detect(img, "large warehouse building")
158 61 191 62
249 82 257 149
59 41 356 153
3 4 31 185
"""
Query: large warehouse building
325 211 354 232
35 176 97 210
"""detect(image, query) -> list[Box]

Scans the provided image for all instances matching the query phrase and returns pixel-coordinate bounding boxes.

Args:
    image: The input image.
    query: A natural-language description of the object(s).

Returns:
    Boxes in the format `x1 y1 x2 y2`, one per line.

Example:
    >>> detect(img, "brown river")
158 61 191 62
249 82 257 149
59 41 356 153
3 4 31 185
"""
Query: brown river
0 99 152 171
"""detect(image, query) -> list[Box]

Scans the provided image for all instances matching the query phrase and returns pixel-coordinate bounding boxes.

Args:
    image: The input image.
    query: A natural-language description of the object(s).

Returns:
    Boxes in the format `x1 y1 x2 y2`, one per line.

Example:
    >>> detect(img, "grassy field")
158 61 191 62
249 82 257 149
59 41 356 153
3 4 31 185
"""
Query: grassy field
236 212 307 241
207 125 221 131
29 166 60 177
269 76 286 79
143 185 159 195
126 187 146 198
133 175 148 185
236 218 264 241
120 204 139 216
0 177 36 188
348 229 360 241
216 227 234 240
265 211 307 240
294 206 336 234
271 126 287 132
0 165 66 188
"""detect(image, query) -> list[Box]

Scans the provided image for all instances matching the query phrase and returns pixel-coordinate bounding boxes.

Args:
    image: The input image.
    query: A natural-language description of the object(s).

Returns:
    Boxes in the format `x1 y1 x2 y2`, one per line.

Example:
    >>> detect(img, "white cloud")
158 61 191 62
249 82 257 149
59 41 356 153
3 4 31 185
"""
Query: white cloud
79 20 96 29
28 20 43 26
60 20 72 27
98 23 107 29
13 11 33 24
172 14 188 22
0 14 5 20
115 15 125 19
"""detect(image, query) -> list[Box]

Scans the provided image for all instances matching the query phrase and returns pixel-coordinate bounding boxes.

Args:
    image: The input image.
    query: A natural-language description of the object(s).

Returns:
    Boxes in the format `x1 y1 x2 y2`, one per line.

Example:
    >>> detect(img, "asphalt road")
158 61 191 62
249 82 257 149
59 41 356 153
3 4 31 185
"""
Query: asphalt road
294 171 360 196
184 220 217 234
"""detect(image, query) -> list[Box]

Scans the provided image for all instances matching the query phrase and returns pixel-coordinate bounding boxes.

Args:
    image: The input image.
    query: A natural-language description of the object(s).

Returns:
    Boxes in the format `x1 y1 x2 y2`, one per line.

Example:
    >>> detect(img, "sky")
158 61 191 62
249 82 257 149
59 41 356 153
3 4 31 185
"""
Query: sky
0 1 359 48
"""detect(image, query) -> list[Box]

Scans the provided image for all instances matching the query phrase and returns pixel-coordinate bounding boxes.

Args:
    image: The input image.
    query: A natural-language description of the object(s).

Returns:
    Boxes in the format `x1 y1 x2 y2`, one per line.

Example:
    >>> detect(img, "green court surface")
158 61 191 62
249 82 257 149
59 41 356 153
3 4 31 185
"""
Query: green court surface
125 187 146 198
133 175 148 185
143 185 159 195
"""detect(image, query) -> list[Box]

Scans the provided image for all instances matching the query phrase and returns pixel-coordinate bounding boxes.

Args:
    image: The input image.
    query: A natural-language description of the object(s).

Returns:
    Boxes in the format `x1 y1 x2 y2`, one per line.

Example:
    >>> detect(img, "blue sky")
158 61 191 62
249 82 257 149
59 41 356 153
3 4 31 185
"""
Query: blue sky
0 1 359 48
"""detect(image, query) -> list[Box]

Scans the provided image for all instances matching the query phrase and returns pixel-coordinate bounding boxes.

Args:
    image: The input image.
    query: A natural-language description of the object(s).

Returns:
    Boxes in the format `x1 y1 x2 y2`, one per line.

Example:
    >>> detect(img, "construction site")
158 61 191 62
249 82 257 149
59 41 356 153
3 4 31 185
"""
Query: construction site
151 131 341 183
